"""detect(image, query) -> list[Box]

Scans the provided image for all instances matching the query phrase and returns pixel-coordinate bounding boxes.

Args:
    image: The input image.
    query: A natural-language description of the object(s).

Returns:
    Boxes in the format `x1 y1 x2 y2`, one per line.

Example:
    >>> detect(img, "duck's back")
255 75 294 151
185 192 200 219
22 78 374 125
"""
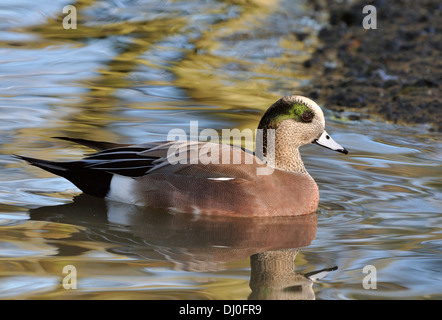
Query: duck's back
129 152 319 216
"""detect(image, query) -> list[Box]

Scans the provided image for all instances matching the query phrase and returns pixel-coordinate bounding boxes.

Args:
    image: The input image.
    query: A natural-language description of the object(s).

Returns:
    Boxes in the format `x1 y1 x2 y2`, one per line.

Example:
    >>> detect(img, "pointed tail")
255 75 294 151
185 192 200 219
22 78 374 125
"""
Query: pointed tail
14 155 112 198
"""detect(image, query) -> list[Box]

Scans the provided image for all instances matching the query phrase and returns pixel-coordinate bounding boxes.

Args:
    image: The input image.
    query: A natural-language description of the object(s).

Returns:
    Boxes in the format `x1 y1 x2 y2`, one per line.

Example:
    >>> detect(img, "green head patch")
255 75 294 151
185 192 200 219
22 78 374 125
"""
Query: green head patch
274 102 314 125
258 101 314 131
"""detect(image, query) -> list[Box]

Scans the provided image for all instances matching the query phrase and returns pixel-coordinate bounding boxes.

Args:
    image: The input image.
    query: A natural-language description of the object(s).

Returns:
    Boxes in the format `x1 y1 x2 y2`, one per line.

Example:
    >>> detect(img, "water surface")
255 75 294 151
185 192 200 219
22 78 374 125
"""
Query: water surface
0 0 441 299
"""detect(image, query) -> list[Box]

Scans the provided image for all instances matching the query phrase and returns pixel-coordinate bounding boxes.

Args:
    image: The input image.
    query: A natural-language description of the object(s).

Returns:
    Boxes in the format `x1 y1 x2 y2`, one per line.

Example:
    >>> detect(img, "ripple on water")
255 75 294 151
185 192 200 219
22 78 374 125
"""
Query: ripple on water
0 0 440 300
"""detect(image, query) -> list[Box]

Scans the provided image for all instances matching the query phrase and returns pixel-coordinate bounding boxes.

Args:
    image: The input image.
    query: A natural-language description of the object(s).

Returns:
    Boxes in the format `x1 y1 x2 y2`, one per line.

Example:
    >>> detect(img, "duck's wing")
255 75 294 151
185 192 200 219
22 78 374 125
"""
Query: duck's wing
15 138 170 197
84 140 260 180
53 137 258 177
16 139 261 197
80 143 167 177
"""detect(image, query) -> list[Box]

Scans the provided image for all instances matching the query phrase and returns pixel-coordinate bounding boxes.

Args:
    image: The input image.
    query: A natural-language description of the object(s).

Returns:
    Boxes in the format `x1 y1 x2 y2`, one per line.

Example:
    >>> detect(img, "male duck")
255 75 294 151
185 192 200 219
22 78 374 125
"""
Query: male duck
16 95 348 216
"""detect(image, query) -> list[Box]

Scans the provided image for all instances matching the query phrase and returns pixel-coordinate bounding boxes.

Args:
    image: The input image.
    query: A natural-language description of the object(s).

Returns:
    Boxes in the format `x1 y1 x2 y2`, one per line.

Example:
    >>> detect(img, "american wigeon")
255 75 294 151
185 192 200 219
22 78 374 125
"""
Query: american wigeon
16 95 348 216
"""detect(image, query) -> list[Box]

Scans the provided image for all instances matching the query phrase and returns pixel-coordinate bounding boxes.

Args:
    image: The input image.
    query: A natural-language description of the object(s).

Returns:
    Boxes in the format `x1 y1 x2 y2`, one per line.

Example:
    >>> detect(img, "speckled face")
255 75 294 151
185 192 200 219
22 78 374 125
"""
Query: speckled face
258 95 326 144
256 95 348 170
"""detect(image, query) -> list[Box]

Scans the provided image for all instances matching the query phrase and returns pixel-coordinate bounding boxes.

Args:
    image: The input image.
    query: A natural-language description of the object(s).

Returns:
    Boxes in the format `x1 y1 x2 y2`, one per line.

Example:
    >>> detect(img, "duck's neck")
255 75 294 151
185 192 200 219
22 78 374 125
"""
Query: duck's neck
256 129 307 174
275 144 307 174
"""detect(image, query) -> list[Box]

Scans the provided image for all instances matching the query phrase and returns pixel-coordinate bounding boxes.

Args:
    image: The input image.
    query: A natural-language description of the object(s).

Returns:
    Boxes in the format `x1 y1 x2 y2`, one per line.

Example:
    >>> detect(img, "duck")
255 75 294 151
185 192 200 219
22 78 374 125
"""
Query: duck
16 95 348 216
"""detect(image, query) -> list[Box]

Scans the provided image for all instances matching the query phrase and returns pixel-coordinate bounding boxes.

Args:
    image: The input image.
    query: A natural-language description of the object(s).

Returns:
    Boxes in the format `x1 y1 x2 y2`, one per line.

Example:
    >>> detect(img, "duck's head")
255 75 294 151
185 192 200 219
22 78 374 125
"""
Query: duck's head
258 95 348 154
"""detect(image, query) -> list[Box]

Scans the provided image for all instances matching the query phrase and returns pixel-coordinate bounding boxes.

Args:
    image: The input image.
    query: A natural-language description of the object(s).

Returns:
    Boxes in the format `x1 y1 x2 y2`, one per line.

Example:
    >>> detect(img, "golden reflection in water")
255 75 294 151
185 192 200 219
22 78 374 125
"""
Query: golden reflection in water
6 0 319 150
172 0 280 109
0 194 321 299
7 0 188 147
0 0 335 299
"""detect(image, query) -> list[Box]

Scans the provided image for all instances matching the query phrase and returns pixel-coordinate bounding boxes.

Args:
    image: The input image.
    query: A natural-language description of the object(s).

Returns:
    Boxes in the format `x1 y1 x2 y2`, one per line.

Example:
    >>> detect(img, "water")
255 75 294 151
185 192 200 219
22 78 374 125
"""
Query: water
0 0 441 300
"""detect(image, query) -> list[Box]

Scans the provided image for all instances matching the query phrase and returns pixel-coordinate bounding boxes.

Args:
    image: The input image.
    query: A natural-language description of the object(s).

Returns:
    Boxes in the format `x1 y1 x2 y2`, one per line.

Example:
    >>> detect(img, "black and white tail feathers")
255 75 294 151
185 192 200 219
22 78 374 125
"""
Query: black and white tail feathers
14 137 165 198
14 155 113 197
14 137 131 197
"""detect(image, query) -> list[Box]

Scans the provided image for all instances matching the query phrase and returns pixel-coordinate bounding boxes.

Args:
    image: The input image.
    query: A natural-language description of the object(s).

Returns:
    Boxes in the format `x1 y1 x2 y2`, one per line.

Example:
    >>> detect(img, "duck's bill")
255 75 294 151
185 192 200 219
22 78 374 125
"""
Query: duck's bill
314 130 348 154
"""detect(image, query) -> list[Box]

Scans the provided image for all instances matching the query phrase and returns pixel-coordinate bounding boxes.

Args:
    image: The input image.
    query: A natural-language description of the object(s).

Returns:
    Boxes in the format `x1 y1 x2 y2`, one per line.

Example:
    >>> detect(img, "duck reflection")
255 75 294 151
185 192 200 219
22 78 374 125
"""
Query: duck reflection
29 194 337 299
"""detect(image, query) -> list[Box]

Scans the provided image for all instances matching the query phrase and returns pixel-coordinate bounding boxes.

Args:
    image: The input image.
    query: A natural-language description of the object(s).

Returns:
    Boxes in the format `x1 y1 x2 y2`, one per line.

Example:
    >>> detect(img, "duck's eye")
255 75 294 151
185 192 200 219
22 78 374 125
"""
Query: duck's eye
301 111 313 122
